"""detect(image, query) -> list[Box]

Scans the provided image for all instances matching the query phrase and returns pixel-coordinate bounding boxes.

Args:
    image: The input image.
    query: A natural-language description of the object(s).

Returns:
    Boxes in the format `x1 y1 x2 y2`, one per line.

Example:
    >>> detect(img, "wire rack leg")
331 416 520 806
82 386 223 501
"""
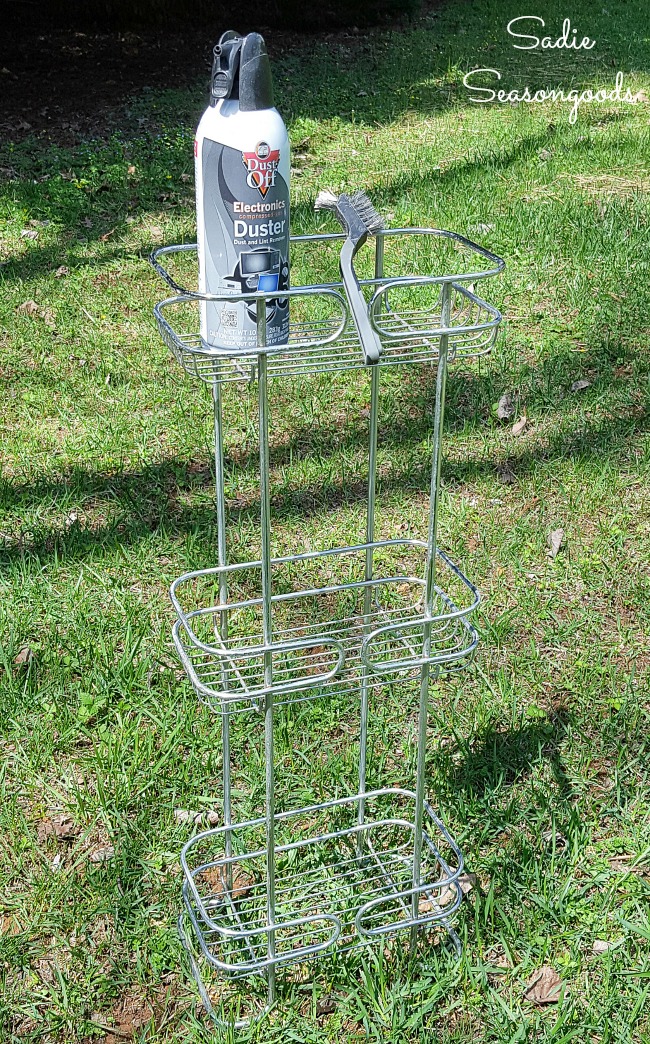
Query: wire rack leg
257 301 277 1007
357 365 380 851
177 913 271 1030
357 237 385 850
212 377 233 884
411 281 451 944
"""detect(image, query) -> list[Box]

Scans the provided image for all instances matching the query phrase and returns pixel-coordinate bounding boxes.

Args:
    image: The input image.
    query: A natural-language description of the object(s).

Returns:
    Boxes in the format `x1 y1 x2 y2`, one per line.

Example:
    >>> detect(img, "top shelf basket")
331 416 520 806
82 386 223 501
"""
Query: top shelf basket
151 229 504 384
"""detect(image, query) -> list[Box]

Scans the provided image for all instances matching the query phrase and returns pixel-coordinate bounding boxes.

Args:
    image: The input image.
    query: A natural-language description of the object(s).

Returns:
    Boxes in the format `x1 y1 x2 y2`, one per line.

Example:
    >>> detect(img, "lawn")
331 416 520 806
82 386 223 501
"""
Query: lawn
1 1 650 1041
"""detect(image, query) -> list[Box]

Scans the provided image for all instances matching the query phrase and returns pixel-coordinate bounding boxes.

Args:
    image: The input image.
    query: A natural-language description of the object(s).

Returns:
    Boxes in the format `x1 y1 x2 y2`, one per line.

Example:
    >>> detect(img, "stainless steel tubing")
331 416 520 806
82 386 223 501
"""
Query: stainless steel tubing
151 226 506 1020
411 279 452 942
256 298 276 1006
357 234 384 850
212 375 233 886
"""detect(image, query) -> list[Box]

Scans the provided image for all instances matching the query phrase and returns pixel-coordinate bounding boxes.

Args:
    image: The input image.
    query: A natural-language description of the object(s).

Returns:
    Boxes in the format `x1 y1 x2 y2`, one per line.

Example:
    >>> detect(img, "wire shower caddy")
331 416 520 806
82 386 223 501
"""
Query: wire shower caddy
151 225 504 1025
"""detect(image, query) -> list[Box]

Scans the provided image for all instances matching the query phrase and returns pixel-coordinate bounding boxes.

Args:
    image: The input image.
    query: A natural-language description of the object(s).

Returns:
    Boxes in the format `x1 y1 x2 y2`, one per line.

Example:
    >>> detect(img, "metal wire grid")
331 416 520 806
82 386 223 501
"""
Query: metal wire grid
178 788 463 977
170 540 479 714
150 230 503 385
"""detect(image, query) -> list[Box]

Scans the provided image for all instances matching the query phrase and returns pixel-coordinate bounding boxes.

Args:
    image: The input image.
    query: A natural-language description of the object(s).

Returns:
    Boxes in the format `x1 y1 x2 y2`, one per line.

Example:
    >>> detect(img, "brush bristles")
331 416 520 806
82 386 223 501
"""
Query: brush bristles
314 188 385 235
314 189 339 211
348 190 385 234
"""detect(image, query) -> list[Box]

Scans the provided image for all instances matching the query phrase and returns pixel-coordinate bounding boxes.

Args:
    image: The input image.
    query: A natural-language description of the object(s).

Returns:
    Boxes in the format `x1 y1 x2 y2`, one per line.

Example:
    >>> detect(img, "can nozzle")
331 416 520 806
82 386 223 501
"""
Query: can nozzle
210 30 243 104
209 30 274 111
239 33 274 111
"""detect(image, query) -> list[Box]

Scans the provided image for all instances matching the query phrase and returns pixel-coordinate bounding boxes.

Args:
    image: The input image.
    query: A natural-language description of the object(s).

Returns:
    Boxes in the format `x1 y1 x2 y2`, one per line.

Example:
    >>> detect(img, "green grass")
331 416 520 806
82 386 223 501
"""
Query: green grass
1 1 650 1040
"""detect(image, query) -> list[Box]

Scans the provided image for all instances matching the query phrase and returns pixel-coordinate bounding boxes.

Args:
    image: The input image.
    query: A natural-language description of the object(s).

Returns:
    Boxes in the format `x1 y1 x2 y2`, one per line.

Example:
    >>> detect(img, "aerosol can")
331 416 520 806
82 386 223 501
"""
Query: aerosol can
195 31 290 350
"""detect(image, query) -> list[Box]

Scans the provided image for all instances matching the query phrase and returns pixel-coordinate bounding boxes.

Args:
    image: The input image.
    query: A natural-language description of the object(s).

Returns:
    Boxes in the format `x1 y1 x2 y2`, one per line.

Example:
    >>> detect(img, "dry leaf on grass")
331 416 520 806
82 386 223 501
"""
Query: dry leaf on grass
316 995 337 1016
571 378 591 392
89 845 115 863
54 265 69 278
457 872 478 895
547 528 565 559
593 938 623 954
174 808 220 826
37 813 80 843
524 965 564 1005
226 866 255 899
14 645 34 668
174 808 202 825
420 872 477 912
16 299 56 329
20 228 39 240
496 392 515 420
420 891 450 912
608 854 648 875
511 415 528 437
523 496 540 513
198 863 255 902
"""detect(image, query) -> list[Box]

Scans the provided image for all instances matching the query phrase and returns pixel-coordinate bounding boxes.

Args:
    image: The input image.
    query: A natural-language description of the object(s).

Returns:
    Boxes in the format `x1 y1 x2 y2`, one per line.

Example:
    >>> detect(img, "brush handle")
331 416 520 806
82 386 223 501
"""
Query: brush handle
339 238 382 366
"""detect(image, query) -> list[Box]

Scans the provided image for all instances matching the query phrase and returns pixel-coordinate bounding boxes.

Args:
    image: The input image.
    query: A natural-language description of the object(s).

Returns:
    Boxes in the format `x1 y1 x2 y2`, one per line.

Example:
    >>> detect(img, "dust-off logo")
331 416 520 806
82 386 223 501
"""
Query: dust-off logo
242 141 280 197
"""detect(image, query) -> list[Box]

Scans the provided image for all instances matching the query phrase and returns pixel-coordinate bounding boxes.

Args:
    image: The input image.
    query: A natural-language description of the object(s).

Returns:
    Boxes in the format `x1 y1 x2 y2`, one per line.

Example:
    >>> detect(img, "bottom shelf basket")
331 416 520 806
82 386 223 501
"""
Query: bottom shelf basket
179 788 463 978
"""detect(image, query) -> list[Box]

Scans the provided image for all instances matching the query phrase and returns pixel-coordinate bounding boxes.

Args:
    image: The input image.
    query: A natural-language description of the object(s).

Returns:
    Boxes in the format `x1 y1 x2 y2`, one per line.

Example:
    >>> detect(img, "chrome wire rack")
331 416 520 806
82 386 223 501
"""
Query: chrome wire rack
151 222 504 1027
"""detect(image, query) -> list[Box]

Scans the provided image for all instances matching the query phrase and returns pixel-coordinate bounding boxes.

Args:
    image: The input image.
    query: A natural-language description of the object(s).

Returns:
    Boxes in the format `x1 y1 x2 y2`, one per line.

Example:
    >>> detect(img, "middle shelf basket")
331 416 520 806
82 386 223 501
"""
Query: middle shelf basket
171 539 479 715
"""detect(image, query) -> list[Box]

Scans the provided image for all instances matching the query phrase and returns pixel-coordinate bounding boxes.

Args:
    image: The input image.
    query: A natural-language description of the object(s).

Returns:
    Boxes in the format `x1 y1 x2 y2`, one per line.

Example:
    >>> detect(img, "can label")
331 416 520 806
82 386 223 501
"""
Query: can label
200 138 290 349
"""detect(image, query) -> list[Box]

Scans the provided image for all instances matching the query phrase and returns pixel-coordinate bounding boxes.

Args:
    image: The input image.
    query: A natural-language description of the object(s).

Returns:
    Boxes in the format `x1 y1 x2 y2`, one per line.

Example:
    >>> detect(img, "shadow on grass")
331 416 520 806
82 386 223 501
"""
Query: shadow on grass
1 0 647 285
0 103 637 287
1 363 647 569
437 710 573 802
2 0 648 140
1 305 648 570
0 124 553 283
0 1 648 566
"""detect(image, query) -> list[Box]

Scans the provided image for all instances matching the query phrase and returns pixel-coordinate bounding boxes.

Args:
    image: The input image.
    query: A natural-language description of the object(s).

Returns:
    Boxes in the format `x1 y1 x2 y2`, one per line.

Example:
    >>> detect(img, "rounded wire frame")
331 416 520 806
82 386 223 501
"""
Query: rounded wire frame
168 539 480 711
150 231 504 384
153 225 505 1020
178 787 464 976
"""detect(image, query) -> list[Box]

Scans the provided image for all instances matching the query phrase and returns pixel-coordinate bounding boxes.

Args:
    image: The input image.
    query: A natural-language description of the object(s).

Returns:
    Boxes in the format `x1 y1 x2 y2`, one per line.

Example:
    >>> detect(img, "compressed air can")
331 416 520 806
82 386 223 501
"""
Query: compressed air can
195 31 290 350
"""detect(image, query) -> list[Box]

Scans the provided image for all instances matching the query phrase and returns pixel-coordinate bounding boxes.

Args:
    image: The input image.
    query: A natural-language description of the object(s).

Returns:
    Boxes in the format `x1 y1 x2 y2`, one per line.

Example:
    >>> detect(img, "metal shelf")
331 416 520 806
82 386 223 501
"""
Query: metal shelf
151 219 504 1024
179 788 463 977
171 540 479 714
151 230 503 384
